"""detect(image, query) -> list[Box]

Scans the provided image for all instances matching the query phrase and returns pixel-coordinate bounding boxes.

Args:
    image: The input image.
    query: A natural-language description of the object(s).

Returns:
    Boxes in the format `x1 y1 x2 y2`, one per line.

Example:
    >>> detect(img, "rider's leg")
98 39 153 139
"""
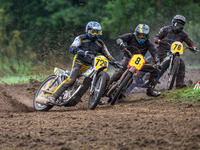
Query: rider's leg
106 58 129 102
125 71 147 94
47 57 90 103
158 56 170 79
141 62 161 97
52 63 83 100
176 59 186 88
108 58 129 86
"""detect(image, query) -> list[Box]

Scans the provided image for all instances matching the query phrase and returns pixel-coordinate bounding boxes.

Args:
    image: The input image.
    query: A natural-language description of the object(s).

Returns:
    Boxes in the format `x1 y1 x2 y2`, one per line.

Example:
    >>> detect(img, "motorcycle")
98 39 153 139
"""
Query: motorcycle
106 48 147 105
34 53 118 111
125 56 155 93
160 40 198 90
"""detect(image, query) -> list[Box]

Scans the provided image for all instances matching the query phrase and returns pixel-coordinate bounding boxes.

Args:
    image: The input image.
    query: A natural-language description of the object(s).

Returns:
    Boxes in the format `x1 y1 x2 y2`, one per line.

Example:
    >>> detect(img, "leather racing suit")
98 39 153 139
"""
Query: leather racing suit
109 33 160 91
154 25 195 87
52 34 115 99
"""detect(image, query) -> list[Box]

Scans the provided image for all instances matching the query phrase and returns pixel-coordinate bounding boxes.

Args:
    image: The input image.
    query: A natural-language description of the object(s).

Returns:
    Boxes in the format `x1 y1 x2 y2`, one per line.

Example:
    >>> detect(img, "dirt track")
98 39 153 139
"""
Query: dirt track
0 69 200 150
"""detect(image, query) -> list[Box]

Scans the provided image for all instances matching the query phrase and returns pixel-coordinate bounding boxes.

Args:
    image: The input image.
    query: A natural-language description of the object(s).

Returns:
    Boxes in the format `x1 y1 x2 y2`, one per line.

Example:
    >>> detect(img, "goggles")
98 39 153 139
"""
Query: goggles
174 22 185 29
137 33 148 39
88 29 102 36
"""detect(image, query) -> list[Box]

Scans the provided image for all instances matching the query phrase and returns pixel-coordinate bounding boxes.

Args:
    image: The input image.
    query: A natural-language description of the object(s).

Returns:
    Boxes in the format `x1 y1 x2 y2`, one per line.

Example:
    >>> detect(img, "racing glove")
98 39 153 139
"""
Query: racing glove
154 39 161 44
77 50 85 56
192 46 198 52
189 46 199 53
119 43 127 50
77 50 91 56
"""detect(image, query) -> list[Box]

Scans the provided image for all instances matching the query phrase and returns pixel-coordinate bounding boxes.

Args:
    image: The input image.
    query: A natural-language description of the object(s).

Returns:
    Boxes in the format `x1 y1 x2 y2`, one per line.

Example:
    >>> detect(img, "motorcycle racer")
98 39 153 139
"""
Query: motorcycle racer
154 15 198 88
108 24 161 97
36 21 117 105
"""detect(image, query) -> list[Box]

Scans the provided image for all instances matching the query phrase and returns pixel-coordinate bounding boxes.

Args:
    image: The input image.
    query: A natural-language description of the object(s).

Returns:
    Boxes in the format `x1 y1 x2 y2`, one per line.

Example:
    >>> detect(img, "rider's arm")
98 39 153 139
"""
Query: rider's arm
182 31 195 47
101 43 116 61
148 41 160 63
182 32 198 51
116 33 132 49
154 26 168 44
69 36 83 54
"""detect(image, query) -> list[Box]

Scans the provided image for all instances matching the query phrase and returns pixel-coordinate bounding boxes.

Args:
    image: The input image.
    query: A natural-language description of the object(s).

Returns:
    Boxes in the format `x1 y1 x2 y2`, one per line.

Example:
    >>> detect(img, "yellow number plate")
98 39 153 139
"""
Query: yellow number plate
128 54 146 70
170 41 183 54
94 55 108 70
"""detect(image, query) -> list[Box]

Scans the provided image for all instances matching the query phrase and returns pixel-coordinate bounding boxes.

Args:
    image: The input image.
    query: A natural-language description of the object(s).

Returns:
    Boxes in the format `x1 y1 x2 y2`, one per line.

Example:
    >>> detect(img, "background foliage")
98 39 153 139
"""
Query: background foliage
0 0 200 77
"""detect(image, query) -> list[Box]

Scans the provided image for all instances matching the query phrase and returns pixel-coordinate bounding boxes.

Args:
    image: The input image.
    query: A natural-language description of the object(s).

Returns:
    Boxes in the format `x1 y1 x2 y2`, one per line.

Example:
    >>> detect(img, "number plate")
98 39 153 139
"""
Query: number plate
170 41 183 54
94 55 108 70
54 67 65 76
128 54 146 70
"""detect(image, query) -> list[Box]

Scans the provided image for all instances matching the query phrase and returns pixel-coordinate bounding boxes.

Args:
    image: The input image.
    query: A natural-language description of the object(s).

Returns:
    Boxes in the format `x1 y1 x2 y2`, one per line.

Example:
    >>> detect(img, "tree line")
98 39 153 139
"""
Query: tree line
0 0 200 76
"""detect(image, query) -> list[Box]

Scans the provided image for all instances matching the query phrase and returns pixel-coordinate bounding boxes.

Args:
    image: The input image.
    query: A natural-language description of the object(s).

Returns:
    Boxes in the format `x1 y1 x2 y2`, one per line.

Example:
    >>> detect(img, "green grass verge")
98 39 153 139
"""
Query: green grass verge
161 87 200 104
0 75 48 84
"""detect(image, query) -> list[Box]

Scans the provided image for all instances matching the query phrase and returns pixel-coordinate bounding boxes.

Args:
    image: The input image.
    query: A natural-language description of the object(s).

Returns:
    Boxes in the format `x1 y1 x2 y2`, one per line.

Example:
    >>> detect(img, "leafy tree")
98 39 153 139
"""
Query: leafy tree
0 0 200 76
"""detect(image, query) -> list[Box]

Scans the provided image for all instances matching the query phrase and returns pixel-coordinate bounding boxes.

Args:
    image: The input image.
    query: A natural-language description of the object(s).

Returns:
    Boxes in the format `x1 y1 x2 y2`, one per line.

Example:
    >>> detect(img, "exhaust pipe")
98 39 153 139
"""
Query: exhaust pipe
35 96 48 105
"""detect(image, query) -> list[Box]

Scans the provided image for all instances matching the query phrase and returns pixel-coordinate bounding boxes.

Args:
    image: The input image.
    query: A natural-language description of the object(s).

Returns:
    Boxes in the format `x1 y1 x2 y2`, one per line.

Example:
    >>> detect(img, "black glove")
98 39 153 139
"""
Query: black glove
111 61 122 68
119 43 127 50
154 39 161 44
190 46 199 53
77 50 86 56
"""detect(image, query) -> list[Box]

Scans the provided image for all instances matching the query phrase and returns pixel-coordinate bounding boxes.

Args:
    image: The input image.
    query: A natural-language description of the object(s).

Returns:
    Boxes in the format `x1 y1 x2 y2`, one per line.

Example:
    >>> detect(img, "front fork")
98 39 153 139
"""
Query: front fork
119 67 136 85
168 55 174 75
90 67 107 95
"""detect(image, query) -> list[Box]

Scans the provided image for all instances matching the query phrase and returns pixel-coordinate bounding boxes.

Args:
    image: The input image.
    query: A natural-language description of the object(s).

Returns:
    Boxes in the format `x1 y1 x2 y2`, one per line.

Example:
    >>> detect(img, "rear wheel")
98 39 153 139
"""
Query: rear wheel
111 72 132 105
88 71 107 110
167 56 180 90
33 75 59 111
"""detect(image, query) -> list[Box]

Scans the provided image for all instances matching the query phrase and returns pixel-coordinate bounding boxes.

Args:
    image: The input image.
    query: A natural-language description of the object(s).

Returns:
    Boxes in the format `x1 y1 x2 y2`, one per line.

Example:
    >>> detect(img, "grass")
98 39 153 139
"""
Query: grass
0 75 47 84
161 86 200 104
186 65 200 69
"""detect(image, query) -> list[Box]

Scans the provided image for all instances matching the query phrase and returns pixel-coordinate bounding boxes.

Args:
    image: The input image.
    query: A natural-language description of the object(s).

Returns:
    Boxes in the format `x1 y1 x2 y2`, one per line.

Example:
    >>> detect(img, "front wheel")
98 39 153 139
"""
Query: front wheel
88 71 107 110
111 72 132 105
33 75 59 111
167 56 180 90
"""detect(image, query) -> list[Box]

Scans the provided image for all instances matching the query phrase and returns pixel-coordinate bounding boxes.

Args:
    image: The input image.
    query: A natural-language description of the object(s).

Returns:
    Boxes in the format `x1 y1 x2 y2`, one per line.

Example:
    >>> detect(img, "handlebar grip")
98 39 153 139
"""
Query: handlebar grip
110 62 123 68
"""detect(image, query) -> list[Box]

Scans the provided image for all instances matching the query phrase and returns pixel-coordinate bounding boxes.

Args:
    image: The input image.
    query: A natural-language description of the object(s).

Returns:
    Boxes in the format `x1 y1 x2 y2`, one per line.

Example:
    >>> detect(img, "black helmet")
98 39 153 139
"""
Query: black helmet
85 21 102 40
135 24 150 44
172 15 186 32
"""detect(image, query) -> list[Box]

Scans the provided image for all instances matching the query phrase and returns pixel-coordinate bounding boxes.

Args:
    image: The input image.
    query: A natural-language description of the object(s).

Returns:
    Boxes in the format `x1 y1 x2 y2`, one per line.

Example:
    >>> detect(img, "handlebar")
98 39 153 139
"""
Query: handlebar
158 40 199 53
188 47 199 53
109 61 123 69
122 46 141 58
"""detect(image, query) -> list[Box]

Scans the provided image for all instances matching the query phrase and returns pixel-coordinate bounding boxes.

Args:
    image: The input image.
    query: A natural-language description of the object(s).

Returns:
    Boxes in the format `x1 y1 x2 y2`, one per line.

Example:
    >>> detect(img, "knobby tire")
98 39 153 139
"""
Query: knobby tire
168 56 180 90
88 71 107 110
33 75 57 111
111 72 132 105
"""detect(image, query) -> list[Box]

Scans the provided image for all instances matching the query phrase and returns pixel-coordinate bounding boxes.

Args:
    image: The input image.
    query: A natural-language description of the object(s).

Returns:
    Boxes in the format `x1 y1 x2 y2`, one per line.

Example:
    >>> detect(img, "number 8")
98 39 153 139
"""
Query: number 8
135 57 141 65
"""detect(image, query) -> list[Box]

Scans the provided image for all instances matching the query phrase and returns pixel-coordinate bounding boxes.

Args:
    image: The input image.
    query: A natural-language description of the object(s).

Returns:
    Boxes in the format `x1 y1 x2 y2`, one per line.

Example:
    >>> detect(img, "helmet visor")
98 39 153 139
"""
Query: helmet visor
88 29 102 36
137 33 148 39
174 22 185 29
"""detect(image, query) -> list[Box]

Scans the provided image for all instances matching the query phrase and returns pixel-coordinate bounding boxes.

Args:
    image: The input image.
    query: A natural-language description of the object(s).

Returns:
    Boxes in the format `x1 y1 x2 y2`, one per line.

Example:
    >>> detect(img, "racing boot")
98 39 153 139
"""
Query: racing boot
35 95 56 105
146 87 161 97
176 84 187 89
119 92 126 99
107 97 112 103
146 79 161 97
176 76 186 89
176 59 186 89
99 99 106 105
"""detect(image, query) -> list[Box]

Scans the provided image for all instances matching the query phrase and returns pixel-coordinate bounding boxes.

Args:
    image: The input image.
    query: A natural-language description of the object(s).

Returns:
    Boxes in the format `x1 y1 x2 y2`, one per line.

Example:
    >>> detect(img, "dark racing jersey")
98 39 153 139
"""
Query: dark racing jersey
154 25 194 58
116 33 159 61
69 34 114 65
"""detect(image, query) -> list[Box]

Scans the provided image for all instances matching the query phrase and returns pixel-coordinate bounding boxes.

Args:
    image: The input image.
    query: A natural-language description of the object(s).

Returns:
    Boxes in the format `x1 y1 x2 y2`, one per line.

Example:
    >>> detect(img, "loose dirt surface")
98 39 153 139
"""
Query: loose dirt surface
0 69 200 150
